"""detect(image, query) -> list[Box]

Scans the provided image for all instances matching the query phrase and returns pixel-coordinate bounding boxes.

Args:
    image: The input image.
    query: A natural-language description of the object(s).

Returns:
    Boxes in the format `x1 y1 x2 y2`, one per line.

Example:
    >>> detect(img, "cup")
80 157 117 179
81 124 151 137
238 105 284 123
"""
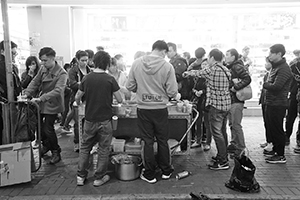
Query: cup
187 104 193 113
112 116 118 131
177 102 183 112
125 108 131 117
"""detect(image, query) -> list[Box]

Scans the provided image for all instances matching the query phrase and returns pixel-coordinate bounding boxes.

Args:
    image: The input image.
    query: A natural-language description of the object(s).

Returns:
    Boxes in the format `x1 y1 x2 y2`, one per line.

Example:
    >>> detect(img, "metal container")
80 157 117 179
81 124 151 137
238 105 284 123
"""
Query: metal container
114 155 142 181
176 170 191 180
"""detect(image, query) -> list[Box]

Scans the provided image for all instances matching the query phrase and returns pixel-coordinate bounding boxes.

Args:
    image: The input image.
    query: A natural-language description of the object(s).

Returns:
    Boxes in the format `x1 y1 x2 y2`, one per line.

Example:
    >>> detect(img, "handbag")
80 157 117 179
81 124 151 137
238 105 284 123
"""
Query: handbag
225 154 260 193
236 84 252 101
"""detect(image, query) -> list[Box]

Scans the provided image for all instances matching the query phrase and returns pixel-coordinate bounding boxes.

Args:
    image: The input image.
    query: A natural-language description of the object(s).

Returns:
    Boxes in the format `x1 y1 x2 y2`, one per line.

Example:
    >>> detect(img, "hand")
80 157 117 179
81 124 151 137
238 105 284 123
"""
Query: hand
28 70 34 77
31 97 41 102
175 93 181 101
230 87 237 92
182 71 190 78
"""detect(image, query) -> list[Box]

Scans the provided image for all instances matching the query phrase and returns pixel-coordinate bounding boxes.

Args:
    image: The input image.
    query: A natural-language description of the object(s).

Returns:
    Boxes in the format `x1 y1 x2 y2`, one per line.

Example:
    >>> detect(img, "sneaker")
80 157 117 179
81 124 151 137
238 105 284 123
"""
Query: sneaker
93 175 110 187
260 142 268 148
74 143 79 153
191 142 201 149
264 143 273 152
211 155 219 162
162 171 173 180
77 176 86 186
294 146 300 154
265 155 286 164
227 144 237 154
140 171 157 184
208 160 229 170
61 126 72 133
203 144 211 151
263 149 276 157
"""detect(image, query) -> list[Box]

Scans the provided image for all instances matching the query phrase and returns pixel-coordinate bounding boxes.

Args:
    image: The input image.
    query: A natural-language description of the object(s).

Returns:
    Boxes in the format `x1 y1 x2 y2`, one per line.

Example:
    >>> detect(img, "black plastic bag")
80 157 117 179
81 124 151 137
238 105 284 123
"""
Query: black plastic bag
14 103 38 142
225 154 260 193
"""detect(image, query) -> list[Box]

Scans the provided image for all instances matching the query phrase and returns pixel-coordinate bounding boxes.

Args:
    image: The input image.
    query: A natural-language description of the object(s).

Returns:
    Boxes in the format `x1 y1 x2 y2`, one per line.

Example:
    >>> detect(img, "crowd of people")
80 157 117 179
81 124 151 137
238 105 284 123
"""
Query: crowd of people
0 39 299 186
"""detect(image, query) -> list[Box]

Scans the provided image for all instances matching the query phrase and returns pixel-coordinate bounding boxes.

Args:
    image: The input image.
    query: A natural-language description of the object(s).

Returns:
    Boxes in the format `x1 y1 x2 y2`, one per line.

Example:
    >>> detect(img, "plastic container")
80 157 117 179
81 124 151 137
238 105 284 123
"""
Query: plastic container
125 141 142 153
112 139 126 152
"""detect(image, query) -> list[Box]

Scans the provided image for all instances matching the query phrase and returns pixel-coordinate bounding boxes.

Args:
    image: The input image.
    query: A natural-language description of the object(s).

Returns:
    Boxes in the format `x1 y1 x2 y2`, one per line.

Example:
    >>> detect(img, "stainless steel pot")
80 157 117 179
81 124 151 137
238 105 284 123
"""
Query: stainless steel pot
113 155 142 181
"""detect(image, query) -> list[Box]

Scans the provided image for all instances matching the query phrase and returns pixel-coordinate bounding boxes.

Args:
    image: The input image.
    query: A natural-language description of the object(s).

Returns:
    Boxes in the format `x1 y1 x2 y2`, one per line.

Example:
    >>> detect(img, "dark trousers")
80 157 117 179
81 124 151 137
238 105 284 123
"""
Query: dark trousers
285 97 298 139
137 108 173 179
261 104 272 143
265 105 287 156
0 105 2 145
41 113 60 151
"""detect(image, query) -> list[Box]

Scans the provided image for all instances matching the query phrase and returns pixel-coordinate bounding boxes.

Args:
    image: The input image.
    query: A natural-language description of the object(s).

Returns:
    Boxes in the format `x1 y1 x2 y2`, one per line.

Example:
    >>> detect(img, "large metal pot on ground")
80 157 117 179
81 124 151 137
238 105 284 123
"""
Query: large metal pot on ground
112 154 142 181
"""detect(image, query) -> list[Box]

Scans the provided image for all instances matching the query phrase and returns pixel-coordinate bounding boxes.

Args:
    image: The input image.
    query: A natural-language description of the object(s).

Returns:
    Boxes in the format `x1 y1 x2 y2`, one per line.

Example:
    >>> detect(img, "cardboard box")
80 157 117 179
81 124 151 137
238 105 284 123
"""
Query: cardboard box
0 142 31 187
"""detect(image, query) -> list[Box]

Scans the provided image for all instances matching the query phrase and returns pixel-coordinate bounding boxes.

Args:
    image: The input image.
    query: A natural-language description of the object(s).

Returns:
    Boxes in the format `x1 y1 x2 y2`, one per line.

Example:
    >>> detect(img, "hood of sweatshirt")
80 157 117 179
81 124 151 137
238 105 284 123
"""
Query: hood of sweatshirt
141 55 167 75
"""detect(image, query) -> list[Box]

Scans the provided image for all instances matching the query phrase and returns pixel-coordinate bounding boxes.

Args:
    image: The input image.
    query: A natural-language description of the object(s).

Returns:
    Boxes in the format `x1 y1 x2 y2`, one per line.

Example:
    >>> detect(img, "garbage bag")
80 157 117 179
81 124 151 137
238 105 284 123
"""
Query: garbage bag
225 154 260 193
14 103 38 142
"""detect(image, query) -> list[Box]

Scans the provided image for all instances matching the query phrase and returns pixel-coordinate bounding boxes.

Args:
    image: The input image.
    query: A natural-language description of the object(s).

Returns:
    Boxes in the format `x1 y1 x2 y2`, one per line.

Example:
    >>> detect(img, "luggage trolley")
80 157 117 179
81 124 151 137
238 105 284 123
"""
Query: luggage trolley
0 98 42 180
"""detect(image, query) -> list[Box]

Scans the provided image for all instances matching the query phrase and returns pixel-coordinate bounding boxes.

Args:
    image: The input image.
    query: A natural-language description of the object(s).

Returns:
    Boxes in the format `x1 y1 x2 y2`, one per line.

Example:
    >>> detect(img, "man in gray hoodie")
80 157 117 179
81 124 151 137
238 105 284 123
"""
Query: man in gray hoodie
126 40 180 184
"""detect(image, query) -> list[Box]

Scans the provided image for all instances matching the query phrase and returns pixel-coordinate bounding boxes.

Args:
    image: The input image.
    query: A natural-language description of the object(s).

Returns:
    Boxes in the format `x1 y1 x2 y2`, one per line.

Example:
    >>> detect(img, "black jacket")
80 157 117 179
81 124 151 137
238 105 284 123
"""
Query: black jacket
263 58 292 107
0 55 21 100
227 59 252 104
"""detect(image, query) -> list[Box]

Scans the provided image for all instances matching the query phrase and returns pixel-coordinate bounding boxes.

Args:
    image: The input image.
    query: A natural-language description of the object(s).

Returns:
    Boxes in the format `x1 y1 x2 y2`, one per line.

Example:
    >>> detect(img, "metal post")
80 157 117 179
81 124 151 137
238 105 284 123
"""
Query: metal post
1 0 15 144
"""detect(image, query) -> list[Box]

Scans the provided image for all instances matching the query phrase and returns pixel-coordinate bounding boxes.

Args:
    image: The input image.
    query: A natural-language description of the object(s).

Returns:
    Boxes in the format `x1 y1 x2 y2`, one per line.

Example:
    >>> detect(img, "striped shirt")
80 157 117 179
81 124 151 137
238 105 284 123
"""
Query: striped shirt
192 62 231 111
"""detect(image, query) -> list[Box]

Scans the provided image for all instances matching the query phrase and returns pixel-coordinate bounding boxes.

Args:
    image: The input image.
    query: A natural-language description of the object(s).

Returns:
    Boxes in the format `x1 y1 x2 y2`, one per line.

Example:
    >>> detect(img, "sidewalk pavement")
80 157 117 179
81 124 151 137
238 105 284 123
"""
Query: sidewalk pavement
1 117 300 200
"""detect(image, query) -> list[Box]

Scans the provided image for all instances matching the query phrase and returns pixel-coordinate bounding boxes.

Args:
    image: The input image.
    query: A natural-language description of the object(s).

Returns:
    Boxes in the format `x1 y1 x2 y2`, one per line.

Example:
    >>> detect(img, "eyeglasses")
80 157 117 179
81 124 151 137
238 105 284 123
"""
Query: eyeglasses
12 51 18 56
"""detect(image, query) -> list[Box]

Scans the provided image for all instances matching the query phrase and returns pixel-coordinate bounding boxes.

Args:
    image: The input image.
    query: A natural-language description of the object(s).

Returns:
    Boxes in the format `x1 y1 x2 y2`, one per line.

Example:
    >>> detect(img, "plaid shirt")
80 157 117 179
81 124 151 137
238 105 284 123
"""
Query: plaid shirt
192 62 231 111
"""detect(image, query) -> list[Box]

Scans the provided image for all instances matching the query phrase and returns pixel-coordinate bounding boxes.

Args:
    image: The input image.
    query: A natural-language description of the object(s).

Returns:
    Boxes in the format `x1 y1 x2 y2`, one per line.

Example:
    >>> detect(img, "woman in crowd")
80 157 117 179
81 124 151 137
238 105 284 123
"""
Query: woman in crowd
21 56 40 89
108 57 131 101
62 51 91 152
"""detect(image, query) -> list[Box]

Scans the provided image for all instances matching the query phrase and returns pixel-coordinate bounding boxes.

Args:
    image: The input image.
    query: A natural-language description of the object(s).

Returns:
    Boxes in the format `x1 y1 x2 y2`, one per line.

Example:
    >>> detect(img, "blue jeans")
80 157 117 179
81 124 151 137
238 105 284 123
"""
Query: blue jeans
77 119 113 180
203 111 212 145
209 106 229 163
63 105 79 144
228 103 246 151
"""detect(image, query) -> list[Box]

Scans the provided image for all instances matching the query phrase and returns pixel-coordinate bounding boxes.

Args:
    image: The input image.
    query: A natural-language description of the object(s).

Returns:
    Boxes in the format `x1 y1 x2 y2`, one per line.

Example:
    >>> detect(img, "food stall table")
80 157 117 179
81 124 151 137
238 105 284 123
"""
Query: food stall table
78 103 193 155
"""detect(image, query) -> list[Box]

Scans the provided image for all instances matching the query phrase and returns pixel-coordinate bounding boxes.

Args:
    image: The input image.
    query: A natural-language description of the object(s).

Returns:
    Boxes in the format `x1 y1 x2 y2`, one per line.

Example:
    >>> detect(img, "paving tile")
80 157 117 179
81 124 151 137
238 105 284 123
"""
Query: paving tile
0 117 299 200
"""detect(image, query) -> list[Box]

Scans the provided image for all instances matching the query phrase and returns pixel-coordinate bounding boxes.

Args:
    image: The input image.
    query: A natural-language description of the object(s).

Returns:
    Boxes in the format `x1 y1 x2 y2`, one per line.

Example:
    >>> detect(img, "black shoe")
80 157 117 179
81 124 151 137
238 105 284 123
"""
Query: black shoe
263 149 276 157
265 155 286 164
294 145 300 154
41 145 50 156
50 150 61 164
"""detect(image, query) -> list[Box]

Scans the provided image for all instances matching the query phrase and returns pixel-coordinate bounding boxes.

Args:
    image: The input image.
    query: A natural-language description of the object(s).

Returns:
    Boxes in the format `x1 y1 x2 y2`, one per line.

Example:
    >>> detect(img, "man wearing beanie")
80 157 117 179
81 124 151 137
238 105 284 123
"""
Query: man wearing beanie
263 44 292 164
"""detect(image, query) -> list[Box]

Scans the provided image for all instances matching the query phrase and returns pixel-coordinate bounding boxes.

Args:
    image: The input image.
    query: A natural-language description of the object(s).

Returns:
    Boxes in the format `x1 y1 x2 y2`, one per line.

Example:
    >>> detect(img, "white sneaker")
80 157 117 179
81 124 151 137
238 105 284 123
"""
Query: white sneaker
264 143 273 152
77 176 85 186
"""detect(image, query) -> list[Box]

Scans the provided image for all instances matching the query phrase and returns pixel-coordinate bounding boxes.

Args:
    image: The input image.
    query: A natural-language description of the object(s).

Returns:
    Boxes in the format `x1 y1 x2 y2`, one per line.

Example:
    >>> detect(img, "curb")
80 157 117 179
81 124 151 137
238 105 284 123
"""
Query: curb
3 194 300 200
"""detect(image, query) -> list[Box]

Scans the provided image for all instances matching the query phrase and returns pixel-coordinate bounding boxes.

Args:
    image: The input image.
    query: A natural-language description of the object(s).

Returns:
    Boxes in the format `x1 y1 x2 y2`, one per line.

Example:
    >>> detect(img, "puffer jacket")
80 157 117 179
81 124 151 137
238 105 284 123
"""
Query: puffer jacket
226 59 252 103
263 58 292 107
